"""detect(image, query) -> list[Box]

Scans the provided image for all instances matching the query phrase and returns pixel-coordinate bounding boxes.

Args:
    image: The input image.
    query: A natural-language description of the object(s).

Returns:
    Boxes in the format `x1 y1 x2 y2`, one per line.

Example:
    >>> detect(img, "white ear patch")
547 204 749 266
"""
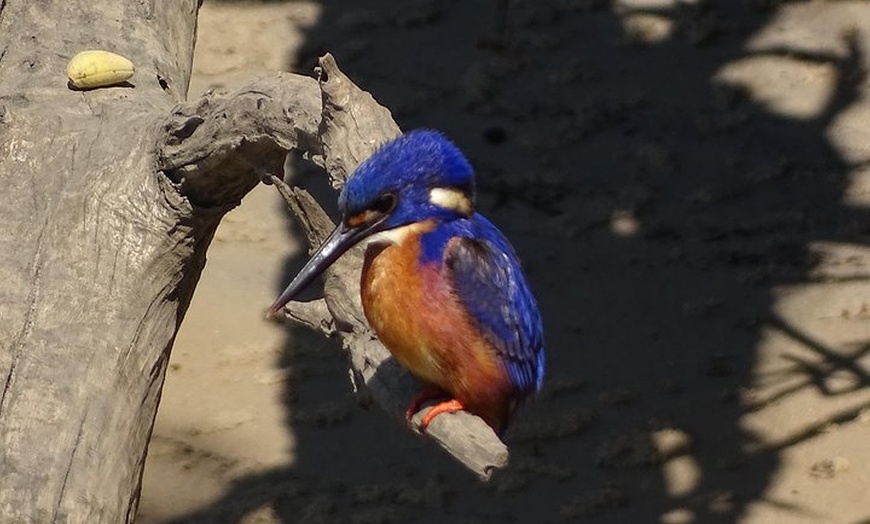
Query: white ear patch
429 187 473 216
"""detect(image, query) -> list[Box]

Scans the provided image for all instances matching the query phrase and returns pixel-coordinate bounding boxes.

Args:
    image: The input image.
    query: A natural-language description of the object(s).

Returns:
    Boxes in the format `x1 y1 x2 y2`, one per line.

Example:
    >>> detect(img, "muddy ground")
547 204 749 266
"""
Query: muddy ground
136 1 870 523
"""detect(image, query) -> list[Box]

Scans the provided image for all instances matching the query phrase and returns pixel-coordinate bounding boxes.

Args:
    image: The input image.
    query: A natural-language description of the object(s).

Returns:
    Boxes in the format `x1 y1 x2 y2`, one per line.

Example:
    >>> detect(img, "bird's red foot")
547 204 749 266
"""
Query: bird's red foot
419 398 465 432
405 387 448 421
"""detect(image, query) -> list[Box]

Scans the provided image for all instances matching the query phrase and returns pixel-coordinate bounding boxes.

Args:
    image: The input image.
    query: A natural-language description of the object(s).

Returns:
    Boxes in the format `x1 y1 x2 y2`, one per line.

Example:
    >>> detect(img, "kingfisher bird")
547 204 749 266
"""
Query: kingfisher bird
268 130 545 435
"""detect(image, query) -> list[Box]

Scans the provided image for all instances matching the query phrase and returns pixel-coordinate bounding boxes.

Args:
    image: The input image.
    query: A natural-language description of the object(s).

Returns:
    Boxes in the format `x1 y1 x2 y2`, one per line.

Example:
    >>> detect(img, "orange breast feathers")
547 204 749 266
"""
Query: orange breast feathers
360 222 513 429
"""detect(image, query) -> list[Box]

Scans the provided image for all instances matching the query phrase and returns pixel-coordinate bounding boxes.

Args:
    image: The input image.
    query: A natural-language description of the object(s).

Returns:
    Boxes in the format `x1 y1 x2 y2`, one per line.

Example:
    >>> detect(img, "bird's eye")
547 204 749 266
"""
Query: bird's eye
371 193 397 214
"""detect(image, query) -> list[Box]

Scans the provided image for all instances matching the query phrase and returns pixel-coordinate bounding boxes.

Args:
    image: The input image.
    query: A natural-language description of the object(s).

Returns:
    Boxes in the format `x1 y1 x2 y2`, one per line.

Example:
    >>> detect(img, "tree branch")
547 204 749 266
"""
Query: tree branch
293 54 508 479
157 54 509 479
156 72 323 208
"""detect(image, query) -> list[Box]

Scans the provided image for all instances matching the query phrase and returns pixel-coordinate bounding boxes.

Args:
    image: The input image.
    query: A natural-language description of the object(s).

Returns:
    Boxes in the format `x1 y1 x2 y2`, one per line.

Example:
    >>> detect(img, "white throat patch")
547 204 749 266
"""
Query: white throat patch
429 187 473 217
367 223 421 246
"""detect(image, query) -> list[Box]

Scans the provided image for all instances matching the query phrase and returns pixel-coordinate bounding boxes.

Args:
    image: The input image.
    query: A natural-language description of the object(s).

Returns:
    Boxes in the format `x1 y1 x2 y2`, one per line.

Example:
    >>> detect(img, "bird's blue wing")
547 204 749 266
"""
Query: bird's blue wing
443 221 545 396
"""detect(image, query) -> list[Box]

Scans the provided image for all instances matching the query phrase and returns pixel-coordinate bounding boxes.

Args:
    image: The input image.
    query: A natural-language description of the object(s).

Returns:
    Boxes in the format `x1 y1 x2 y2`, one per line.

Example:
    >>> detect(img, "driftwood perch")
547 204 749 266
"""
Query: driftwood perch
157 53 508 477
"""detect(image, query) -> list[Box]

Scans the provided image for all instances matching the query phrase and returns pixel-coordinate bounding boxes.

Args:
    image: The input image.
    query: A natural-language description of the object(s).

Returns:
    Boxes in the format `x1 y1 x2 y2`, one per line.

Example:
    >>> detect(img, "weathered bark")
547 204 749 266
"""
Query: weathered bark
0 1 206 522
0 3 505 522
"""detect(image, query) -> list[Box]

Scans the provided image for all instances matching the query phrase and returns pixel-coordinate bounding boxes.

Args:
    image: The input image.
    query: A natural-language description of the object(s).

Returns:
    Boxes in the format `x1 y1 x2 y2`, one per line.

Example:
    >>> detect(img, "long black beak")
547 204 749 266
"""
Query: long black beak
267 221 376 318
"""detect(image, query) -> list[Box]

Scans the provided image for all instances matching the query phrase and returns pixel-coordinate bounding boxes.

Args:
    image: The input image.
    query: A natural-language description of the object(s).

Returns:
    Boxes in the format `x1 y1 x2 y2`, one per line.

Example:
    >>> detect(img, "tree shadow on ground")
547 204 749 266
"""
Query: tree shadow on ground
164 1 870 522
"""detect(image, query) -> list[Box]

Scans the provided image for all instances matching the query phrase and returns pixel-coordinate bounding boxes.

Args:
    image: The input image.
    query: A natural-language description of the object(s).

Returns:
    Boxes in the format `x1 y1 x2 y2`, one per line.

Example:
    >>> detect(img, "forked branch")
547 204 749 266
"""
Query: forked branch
157 53 509 479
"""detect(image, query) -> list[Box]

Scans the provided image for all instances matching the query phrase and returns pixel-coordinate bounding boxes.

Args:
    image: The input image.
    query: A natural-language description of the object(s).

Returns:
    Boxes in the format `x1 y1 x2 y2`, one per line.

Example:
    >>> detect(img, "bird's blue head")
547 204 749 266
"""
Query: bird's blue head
338 129 476 231
269 130 476 316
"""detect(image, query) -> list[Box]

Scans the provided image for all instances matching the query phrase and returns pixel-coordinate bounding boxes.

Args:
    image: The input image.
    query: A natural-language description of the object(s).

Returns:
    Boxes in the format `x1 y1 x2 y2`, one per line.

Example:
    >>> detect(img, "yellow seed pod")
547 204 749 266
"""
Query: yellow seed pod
67 50 135 89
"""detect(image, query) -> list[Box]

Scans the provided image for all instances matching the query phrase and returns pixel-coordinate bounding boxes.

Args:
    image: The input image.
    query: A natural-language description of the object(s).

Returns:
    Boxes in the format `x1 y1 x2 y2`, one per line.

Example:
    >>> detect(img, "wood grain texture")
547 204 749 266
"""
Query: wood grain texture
0 1 203 521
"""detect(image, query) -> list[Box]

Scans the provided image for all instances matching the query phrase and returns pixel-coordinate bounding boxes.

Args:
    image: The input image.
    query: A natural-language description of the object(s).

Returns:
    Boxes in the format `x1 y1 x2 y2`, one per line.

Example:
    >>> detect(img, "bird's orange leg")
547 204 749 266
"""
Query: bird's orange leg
419 398 465 431
405 386 448 421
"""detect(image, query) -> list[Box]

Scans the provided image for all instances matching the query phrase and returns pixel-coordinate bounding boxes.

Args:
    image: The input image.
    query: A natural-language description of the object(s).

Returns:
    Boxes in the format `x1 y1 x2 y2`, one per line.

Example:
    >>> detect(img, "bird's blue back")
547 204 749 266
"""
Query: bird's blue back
418 213 545 397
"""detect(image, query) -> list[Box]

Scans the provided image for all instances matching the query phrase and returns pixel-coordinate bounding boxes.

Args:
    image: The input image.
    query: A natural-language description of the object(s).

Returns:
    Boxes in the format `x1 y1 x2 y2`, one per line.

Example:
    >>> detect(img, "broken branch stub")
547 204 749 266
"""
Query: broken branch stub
314 53 402 186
